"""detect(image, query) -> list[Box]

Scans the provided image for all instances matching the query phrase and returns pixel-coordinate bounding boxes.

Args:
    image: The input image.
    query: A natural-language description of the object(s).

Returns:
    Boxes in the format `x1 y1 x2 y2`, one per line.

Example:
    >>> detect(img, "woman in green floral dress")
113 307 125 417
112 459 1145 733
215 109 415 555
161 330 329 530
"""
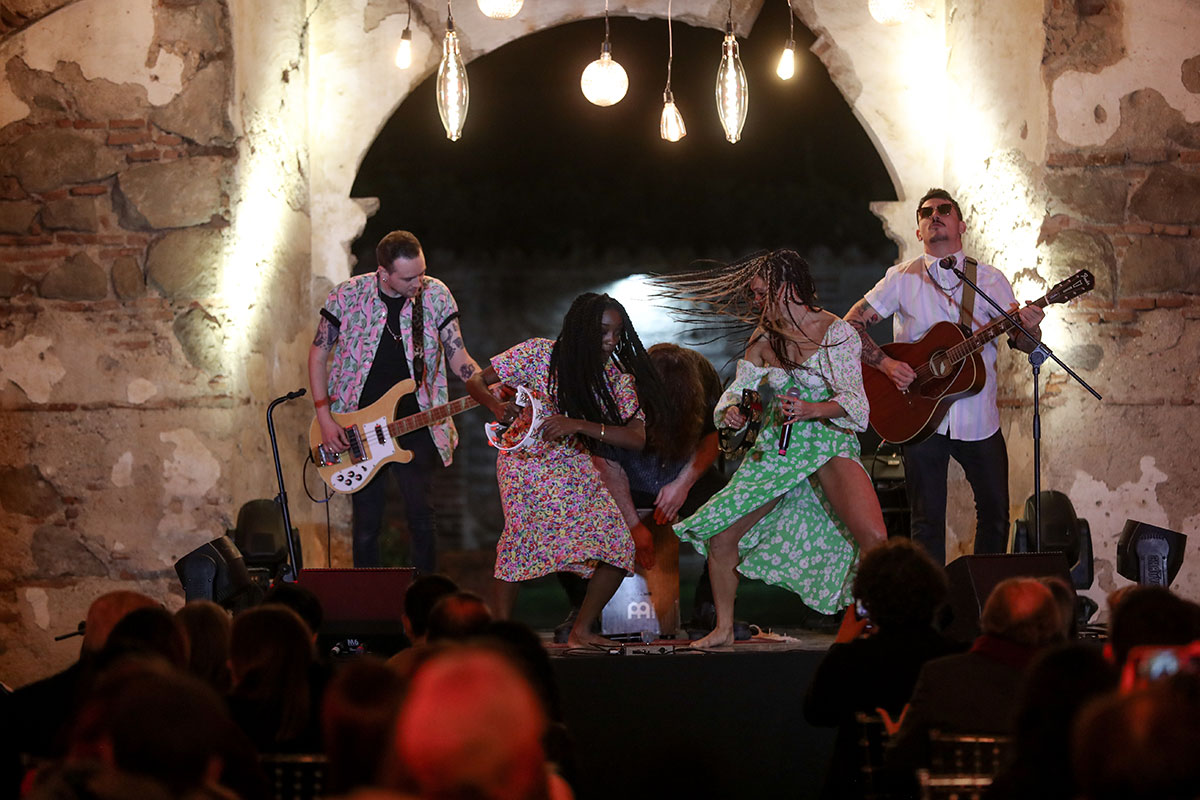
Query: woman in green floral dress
658 251 887 649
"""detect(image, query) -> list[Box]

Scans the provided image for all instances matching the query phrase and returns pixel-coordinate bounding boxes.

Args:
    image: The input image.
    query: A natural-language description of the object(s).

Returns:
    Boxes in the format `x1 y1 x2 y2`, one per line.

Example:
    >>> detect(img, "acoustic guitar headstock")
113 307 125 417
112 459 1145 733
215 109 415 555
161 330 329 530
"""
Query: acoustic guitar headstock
1046 269 1096 305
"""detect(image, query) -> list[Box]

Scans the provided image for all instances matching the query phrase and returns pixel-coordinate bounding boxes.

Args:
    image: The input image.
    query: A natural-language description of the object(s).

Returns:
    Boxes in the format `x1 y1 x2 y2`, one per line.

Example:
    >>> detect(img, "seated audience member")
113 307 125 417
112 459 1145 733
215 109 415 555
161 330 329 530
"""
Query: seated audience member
887 577 1064 778
401 574 458 646
262 582 325 639
425 591 493 643
1072 673 1200 800
1106 585 1200 667
93 606 189 673
388 646 569 800
1038 574 1077 639
175 600 233 694
228 605 322 753
51 659 264 800
322 656 407 794
2 591 158 796
481 620 577 789
985 643 1117 800
804 538 961 799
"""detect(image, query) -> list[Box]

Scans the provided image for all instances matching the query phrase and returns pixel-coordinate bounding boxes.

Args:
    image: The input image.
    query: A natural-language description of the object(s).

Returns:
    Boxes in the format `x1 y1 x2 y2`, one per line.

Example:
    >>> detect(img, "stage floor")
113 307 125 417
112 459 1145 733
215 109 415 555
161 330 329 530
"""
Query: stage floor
546 633 837 800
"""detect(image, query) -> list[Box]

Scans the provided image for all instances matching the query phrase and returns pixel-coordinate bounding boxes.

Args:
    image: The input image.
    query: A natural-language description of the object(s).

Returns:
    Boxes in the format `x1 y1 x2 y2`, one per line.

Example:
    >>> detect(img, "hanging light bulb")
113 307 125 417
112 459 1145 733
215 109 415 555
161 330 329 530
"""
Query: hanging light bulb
580 1 628 107
395 28 413 69
776 0 796 80
581 42 629 106
868 0 914 25
396 1 414 69
660 90 686 142
659 0 685 142
436 4 469 141
715 16 748 144
477 0 522 19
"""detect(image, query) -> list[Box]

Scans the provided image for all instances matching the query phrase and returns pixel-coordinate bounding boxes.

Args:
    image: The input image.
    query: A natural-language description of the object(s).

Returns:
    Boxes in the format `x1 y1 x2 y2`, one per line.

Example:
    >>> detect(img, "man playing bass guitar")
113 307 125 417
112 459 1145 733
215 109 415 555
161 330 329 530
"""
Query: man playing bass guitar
844 189 1044 565
308 230 484 572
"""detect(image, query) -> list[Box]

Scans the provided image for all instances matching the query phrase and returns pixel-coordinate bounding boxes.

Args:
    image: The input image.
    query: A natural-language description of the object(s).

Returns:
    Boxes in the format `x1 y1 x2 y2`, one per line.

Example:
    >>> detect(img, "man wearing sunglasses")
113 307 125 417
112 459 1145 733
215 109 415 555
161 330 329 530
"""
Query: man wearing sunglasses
843 189 1045 564
309 230 484 571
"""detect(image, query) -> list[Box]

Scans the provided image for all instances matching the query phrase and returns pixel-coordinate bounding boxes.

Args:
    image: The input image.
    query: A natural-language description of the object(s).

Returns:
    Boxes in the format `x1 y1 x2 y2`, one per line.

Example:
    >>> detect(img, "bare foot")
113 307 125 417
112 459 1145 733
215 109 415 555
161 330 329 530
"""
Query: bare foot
567 628 621 649
690 627 735 650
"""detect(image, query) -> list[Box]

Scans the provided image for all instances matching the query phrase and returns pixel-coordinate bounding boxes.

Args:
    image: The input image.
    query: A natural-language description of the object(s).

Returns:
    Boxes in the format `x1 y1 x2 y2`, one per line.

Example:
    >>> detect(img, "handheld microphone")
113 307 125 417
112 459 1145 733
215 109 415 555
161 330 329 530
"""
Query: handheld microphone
777 387 802 456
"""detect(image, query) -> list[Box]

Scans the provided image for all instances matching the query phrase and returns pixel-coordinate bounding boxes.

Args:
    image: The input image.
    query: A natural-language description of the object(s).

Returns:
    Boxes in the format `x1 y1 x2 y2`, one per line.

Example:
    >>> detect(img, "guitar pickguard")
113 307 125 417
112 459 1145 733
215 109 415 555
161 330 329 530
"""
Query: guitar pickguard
322 414 400 493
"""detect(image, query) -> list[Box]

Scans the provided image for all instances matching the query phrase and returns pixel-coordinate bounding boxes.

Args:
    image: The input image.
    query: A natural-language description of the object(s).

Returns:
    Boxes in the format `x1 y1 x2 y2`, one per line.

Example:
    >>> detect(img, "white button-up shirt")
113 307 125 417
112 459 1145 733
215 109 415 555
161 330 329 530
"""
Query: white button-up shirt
863 251 1018 441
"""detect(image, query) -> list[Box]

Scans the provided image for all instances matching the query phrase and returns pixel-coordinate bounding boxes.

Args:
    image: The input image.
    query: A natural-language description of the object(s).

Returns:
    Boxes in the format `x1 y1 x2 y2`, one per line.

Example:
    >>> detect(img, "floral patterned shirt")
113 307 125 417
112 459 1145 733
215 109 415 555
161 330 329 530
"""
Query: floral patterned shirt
321 273 461 466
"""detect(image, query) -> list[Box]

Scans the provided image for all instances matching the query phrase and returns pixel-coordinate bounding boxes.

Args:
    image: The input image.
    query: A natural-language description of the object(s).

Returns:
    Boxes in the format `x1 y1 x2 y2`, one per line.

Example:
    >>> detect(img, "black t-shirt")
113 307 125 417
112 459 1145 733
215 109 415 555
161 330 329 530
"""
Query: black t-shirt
358 292 429 446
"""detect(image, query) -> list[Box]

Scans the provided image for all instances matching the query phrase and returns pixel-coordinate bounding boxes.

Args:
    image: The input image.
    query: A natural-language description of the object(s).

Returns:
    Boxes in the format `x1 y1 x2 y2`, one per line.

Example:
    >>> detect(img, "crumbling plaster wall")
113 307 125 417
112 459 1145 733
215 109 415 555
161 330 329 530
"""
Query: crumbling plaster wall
0 0 312 686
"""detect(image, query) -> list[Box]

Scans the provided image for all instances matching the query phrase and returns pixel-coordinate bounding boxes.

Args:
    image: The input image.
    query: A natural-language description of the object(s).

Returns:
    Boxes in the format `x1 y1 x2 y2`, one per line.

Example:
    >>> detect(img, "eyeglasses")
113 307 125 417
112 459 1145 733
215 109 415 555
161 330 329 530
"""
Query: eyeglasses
917 202 955 220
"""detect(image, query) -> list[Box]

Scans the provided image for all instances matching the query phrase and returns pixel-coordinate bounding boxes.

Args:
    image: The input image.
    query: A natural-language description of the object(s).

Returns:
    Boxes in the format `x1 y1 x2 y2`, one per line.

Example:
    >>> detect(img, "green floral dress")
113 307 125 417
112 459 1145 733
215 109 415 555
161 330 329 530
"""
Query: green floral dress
674 319 870 614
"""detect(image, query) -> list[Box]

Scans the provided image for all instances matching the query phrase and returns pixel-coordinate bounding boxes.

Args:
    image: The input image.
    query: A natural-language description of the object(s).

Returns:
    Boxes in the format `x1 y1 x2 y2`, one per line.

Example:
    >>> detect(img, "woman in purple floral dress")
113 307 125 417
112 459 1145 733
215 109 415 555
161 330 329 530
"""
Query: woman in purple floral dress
466 293 663 648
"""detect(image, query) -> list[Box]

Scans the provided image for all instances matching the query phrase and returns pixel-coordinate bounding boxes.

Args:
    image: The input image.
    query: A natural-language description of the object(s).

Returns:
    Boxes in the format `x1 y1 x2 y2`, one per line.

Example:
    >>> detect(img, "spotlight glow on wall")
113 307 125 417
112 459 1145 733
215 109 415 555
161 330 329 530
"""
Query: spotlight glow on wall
437 4 469 141
477 0 522 19
715 18 748 143
660 0 685 142
777 1 796 80
580 2 628 107
868 0 914 25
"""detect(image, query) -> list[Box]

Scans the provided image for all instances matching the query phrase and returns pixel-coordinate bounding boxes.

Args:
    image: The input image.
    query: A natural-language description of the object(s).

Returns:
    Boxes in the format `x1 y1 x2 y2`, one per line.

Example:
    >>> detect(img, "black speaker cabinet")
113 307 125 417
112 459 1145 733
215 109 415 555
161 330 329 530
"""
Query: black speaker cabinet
297 567 416 640
944 553 1072 642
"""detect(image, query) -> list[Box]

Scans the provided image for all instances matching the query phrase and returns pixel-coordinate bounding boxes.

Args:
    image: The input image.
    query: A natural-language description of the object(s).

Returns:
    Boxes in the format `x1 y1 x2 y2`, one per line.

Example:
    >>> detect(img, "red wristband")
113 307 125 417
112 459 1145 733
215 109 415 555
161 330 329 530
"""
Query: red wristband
314 396 331 409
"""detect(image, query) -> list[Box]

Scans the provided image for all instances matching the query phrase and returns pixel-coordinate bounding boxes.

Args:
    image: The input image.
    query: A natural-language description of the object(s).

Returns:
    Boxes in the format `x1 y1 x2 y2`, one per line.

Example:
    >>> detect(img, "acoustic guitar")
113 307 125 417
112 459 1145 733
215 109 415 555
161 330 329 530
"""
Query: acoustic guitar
310 379 481 494
863 269 1095 444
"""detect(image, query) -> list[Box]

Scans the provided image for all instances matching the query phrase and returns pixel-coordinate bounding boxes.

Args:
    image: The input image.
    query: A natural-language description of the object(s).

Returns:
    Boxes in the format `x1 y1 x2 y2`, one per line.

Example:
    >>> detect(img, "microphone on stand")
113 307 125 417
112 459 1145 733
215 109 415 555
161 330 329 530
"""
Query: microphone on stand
939 256 958 272
777 387 802 456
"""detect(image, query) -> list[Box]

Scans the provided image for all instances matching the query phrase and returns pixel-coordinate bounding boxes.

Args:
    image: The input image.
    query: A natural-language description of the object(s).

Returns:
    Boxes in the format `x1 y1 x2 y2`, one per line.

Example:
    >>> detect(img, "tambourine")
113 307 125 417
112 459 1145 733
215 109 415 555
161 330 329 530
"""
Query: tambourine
718 388 763 459
485 385 545 452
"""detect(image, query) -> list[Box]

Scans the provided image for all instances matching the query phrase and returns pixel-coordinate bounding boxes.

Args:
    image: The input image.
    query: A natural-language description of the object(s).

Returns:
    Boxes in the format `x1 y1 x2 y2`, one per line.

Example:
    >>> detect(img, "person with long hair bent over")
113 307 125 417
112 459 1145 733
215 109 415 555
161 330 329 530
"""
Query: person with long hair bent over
466 293 663 648
658 250 887 649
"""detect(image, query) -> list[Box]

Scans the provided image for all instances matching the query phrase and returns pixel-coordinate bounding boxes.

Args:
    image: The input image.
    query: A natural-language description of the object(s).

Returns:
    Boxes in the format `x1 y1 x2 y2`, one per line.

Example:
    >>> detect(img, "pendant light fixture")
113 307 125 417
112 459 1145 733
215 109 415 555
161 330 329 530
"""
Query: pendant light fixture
436 1 469 141
477 0 522 19
715 4 748 143
580 0 629 107
868 0 914 25
395 0 413 69
776 0 796 80
660 0 686 142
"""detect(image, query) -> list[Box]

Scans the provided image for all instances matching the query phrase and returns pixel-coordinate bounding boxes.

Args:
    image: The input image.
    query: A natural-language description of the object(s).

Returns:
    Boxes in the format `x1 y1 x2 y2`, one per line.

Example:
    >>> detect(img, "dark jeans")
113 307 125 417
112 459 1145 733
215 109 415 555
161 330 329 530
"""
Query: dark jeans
902 429 1009 565
350 431 439 572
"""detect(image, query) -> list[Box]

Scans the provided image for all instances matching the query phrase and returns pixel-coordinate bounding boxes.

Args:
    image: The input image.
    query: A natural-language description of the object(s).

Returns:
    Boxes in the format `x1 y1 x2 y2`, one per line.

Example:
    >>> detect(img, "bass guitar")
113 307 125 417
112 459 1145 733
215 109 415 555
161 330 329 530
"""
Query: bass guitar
310 379 480 494
863 269 1095 444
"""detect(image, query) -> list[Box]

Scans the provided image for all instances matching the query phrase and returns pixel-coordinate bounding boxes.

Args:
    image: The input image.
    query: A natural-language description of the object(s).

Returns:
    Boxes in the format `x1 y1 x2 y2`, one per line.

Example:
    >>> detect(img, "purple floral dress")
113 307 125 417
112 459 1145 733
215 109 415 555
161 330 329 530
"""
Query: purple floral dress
490 338 641 580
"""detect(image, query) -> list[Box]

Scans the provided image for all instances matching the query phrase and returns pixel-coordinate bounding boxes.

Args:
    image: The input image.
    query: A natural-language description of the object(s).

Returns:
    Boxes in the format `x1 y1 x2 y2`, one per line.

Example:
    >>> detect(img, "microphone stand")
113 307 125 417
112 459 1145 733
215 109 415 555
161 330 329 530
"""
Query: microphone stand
267 388 307 582
940 259 1101 552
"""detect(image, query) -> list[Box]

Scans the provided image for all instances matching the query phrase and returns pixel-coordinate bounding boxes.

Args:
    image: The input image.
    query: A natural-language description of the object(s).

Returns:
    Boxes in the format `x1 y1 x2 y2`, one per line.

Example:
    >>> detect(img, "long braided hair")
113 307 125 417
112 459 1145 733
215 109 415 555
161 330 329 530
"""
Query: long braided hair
654 249 836 372
549 293 663 451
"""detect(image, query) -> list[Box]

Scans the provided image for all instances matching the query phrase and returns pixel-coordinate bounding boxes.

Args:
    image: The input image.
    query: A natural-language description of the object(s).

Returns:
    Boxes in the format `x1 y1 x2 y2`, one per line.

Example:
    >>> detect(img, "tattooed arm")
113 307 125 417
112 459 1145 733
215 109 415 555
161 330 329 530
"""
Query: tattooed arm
844 298 915 391
439 317 483 384
308 316 349 449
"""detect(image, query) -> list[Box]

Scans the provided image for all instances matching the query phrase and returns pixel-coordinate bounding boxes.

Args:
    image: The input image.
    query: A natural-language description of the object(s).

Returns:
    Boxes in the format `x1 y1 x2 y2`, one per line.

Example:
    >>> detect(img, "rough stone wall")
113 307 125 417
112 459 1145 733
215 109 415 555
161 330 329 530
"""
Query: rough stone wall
0 0 312 687
1031 0 1200 610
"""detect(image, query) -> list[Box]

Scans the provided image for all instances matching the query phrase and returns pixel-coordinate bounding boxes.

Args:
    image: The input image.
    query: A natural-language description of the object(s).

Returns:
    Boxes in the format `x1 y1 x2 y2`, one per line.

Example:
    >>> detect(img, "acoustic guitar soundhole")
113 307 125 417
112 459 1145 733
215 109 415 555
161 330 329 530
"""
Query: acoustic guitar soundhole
929 351 951 378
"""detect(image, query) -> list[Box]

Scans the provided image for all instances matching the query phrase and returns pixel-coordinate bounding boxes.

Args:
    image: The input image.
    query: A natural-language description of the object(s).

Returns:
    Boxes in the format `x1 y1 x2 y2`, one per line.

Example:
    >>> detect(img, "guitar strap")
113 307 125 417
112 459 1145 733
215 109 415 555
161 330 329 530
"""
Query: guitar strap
410 285 426 387
958 257 978 329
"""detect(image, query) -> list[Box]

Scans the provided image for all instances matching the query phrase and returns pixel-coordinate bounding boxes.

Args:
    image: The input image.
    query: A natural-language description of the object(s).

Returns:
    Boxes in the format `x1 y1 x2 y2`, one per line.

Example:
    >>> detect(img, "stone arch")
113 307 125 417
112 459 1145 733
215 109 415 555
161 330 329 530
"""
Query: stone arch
308 0 943 281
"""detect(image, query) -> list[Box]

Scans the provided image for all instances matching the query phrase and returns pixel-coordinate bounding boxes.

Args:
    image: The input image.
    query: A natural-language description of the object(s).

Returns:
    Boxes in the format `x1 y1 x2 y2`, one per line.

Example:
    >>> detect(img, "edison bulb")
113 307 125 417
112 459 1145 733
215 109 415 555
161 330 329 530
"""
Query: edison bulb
660 94 686 142
436 27 468 141
477 0 522 19
776 43 795 80
580 43 628 107
395 28 413 69
715 27 748 143
868 0 914 25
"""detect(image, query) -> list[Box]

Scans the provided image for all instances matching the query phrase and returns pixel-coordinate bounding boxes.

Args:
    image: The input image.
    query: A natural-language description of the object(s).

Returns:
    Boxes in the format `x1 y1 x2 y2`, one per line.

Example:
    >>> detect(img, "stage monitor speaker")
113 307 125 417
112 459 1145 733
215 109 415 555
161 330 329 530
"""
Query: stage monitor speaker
943 552 1072 643
296 567 416 641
